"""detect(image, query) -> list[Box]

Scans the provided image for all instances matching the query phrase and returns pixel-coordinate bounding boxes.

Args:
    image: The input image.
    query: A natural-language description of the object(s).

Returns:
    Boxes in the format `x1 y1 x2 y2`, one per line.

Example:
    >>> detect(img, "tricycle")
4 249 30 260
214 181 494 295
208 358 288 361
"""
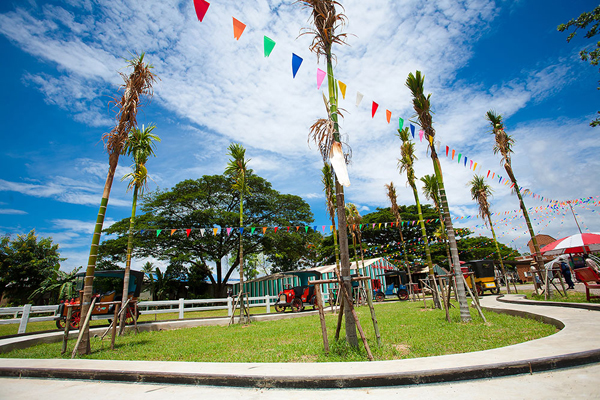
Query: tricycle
274 270 322 312
462 260 500 296
373 271 416 301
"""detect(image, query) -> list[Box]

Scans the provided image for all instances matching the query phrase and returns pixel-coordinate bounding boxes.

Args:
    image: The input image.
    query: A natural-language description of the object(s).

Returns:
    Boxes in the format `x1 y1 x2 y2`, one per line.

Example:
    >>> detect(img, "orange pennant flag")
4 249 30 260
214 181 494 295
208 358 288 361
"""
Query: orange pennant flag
386 109 392 124
338 80 347 99
262 227 268 234
171 229 177 236
232 17 246 40
213 228 218 236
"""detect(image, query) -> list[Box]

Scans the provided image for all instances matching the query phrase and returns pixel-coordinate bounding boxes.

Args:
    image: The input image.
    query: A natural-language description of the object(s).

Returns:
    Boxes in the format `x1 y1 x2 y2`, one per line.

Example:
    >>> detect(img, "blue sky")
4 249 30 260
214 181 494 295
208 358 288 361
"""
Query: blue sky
1 0 599 273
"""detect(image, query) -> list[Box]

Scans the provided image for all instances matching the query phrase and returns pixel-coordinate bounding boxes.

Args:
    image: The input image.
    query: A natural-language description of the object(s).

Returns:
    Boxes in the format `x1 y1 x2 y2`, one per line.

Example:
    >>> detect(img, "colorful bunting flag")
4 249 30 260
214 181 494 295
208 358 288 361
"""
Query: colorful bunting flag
251 227 256 234
316 68 326 89
469 160 473 169
356 92 363 106
157 229 162 237
410 124 415 138
452 149 455 160
446 146 449 157
292 53 303 78
171 229 177 236
399 117 404 130
464 156 467 166
240 227 244 234
213 228 218 236
419 129 424 142
338 80 347 99
264 36 276 57
193 0 210 22
457 153 462 163
473 162 477 171
263 227 268 234
313 226 317 231
372 101 379 118
274 227 279 233
232 17 246 40
200 228 205 236
305 226 309 232
186 229 191 237
386 109 391 124
226 227 232 236
487 170 490 178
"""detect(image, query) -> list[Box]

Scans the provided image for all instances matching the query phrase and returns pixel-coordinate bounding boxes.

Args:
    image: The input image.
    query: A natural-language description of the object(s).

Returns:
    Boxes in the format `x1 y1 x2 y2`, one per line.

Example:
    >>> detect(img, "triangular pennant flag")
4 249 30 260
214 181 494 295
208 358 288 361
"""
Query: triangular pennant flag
473 162 477 171
410 124 415 138
419 129 424 142
492 172 495 179
386 109 392 124
156 229 162 237
296 226 300 231
171 229 177 236
264 36 276 57
232 17 246 40
140 230 145 235
338 80 347 99
316 68 326 89
305 226 309 232
213 228 218 236
292 53 303 78
446 146 449 157
330 225 333 231
274 227 279 233
200 228 205 237
487 170 490 178
226 227 232 236
186 229 191 237
378 223 381 229
452 149 455 160
371 102 379 118
287 226 290 232
464 156 468 166
322 226 326 232
356 92 363 107
193 0 210 22
313 226 318 231
251 227 256 234
457 153 462 163
240 227 244 234
399 117 404 130
263 227 268 234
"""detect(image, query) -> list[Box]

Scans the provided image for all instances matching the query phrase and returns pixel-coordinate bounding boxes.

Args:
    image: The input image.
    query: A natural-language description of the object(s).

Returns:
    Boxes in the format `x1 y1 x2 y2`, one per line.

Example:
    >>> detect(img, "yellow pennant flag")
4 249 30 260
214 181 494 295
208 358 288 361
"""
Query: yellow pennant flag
338 80 347 99
330 225 333 231
213 228 218 236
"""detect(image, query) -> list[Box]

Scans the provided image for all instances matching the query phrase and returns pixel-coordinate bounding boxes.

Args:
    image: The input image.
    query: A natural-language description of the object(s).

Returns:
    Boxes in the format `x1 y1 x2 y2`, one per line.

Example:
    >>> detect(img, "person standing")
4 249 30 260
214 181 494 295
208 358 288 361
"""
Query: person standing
560 259 575 289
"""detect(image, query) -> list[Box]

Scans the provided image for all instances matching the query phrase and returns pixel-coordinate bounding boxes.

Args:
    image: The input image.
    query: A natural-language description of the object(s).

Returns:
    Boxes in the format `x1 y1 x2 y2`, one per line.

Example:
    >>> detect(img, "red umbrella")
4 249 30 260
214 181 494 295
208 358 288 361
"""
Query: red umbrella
539 233 600 255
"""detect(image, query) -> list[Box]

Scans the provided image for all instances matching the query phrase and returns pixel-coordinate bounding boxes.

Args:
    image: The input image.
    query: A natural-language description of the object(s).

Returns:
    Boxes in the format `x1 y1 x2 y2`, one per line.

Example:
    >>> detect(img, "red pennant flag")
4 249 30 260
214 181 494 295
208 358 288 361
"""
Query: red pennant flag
487 170 490 178
287 226 290 232
193 0 210 22
372 101 378 118
232 17 246 40
186 229 191 237
274 227 279 233
446 146 449 157
386 109 392 124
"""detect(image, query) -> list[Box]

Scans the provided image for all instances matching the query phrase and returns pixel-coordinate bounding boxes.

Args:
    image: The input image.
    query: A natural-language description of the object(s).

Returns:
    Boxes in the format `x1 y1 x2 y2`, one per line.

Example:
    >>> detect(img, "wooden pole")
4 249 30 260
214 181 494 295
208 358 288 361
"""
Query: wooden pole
71 297 97 359
461 276 486 323
61 305 73 355
335 293 344 341
111 303 119 350
439 277 451 323
315 285 329 354
365 283 381 346
469 274 480 307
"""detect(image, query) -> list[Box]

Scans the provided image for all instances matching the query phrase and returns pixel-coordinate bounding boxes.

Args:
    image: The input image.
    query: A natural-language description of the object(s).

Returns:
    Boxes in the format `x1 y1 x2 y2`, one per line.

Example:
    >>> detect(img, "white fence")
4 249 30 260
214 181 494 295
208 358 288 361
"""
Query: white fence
0 305 60 334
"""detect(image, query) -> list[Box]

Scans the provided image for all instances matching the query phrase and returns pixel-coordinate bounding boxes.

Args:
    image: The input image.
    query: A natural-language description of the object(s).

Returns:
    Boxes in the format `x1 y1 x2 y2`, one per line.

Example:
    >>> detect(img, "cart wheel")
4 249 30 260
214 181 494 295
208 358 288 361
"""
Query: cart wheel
375 292 385 302
70 311 81 330
291 298 303 312
476 284 484 297
274 304 285 313
56 318 66 330
397 290 409 301
310 297 318 310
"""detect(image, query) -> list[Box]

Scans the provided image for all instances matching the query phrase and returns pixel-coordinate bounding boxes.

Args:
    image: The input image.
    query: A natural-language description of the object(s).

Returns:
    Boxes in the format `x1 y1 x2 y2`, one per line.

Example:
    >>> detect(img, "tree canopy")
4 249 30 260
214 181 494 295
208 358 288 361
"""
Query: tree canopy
0 230 64 305
99 174 315 297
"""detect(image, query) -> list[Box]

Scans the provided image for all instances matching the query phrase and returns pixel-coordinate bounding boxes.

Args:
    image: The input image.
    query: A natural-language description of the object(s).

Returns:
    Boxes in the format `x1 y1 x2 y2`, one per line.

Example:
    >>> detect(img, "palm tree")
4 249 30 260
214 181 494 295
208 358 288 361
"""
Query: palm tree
421 174 452 269
385 182 415 300
78 52 157 355
406 71 470 322
469 175 510 294
224 143 251 324
397 127 440 308
486 110 546 275
119 124 160 332
299 0 357 347
322 164 340 270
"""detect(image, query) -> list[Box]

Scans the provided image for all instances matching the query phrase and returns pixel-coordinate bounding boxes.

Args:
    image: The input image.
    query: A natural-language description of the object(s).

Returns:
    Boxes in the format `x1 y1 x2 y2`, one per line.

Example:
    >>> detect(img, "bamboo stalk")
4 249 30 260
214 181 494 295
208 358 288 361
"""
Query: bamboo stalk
335 293 344 341
439 277 451 323
365 284 381 346
315 285 329 354
111 303 119 350
61 305 73 355
461 276 486 323
71 297 97 359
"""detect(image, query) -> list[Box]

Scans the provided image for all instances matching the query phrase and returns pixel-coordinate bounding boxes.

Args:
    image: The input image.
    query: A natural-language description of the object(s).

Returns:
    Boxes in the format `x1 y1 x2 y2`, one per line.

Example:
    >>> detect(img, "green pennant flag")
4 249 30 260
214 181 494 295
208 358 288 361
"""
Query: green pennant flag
156 229 162 237
399 117 404 130
251 227 256 234
305 226 309 232
264 36 276 57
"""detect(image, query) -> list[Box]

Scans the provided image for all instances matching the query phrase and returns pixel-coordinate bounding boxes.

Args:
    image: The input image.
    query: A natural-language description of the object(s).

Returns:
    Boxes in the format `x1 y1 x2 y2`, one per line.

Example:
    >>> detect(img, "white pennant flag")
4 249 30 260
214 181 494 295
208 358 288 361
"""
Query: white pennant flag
199 229 205 237
356 91 363 107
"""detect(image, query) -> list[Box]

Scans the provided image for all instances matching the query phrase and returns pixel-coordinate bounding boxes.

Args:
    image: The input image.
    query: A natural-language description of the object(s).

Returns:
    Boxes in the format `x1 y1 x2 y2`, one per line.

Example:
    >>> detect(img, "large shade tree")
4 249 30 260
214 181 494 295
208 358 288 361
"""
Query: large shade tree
299 0 357 347
469 175 510 293
485 110 546 276
79 53 157 354
406 71 470 321
119 123 160 332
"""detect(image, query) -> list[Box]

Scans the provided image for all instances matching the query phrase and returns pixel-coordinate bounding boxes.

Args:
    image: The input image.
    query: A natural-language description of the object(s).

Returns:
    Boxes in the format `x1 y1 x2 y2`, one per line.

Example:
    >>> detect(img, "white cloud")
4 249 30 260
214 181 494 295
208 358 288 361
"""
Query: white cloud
0 209 28 215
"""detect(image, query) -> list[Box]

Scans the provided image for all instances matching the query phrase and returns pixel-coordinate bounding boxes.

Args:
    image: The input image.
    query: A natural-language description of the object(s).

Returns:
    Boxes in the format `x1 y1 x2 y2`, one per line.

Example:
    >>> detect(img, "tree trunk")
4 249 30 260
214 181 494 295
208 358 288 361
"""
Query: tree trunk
119 184 138 334
78 152 119 355
487 214 510 294
395 215 415 301
431 152 471 322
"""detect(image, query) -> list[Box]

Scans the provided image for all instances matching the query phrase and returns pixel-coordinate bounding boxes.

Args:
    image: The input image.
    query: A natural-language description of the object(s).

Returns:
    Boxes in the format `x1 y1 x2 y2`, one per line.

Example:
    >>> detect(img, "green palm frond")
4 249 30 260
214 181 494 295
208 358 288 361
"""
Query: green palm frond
225 143 252 195
406 71 435 148
420 174 440 211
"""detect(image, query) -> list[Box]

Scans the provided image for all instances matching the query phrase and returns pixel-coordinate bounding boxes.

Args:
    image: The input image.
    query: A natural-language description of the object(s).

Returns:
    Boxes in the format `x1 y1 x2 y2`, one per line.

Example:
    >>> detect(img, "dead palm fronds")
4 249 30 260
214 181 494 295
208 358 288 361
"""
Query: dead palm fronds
296 0 348 62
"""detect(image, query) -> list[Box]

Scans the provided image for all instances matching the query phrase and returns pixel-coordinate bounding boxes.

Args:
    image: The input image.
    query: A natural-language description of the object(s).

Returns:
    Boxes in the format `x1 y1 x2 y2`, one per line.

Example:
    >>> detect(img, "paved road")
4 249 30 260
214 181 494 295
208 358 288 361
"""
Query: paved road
2 362 599 399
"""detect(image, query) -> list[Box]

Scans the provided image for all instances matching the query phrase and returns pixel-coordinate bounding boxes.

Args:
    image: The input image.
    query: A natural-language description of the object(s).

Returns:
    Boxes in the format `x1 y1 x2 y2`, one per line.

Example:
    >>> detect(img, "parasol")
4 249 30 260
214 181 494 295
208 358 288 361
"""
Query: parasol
539 233 600 256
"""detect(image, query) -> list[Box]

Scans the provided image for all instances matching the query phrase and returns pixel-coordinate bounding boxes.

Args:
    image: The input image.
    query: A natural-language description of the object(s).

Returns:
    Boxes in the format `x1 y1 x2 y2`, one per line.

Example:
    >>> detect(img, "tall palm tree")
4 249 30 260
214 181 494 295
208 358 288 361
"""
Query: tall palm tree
486 110 546 275
397 127 440 308
421 174 452 269
119 124 160 332
299 0 357 347
385 182 415 300
469 175 510 293
224 143 251 324
406 71 470 322
322 164 340 270
78 52 157 355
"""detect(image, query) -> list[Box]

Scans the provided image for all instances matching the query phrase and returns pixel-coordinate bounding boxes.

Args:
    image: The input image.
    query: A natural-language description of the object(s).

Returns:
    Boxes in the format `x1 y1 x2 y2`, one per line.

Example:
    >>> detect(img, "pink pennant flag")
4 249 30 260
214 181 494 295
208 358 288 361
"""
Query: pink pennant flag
386 109 392 124
469 160 473 169
193 0 210 22
419 129 424 142
316 68 326 89
226 227 232 236
372 101 379 118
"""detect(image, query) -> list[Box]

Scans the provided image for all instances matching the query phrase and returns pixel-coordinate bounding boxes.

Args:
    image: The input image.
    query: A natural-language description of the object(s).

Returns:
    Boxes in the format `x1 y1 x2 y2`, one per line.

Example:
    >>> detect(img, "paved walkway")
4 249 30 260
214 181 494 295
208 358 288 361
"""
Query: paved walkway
1 295 600 391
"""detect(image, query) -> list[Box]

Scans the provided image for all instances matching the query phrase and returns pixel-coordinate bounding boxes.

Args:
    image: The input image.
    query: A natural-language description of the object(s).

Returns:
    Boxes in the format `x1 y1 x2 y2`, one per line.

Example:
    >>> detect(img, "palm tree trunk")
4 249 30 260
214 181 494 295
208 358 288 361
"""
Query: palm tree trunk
430 153 471 322
396 219 415 300
487 214 510 294
410 183 440 308
78 152 119 355
119 184 138 334
505 165 545 273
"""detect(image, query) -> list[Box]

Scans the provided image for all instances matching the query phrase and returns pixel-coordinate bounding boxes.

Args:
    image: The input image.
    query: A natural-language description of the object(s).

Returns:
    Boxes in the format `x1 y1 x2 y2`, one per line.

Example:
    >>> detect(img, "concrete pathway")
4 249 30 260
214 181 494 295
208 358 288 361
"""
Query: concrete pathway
1 295 599 393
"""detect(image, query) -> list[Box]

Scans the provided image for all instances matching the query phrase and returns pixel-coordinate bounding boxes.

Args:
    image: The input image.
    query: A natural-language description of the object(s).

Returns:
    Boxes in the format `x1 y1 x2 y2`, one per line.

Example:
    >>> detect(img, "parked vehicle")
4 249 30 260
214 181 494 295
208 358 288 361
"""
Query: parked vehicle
274 270 321 312
462 260 500 296
55 270 144 329
373 271 417 301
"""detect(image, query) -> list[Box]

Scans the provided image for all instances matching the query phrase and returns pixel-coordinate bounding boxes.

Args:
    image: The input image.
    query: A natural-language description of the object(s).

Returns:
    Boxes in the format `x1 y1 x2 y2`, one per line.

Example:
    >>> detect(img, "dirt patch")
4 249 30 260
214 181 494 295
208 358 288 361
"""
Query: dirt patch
393 344 410 356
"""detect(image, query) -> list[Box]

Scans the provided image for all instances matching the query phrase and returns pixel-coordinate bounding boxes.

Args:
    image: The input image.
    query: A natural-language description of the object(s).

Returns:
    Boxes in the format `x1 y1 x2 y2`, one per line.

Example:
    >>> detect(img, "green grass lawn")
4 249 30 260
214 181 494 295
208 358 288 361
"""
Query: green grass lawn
521 289 600 304
0 300 557 362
